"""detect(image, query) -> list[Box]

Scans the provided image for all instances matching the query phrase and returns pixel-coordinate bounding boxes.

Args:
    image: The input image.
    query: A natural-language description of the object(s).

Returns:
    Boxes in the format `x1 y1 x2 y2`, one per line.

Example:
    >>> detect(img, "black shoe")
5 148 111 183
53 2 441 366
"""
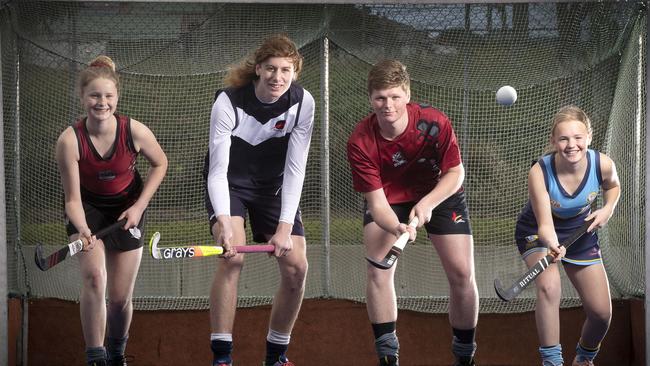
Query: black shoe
379 355 398 366
88 360 107 366
108 355 134 366
453 358 476 366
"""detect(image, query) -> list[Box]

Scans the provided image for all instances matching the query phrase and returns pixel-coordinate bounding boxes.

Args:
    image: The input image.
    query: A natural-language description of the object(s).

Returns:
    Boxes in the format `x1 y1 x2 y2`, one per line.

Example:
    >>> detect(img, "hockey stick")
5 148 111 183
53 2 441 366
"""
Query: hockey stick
35 218 127 271
366 216 419 270
149 231 275 259
494 218 595 302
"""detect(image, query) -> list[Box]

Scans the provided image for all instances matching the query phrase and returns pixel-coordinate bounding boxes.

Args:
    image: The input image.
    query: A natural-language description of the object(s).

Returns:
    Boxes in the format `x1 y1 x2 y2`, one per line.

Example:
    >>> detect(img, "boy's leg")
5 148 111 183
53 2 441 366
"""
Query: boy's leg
210 216 247 366
365 222 400 365
264 235 308 365
430 233 478 364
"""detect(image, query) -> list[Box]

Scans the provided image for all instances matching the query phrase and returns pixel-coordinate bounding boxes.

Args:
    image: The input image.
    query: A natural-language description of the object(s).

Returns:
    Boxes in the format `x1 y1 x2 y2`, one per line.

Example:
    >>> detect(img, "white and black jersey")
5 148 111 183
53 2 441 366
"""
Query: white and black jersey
205 82 315 224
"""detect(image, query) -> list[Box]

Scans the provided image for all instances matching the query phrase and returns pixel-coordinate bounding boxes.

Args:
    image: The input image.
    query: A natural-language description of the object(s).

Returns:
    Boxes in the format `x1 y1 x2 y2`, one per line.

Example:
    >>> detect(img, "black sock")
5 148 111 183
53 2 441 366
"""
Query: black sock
372 321 396 339
211 340 233 363
265 341 288 365
452 327 476 344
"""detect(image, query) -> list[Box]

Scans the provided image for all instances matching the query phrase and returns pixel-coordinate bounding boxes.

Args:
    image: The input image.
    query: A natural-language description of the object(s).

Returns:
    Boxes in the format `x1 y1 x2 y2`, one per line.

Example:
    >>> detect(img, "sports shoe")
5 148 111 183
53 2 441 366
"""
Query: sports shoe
572 358 594 366
88 360 107 366
453 357 476 366
108 355 134 366
264 355 295 366
379 355 399 366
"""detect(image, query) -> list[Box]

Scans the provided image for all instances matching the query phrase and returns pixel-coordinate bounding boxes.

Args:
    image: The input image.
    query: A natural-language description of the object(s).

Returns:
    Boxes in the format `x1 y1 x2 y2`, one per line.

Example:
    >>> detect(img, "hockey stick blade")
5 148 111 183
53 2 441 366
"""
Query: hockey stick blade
365 217 419 270
367 247 402 269
35 218 127 271
494 218 594 301
150 232 275 260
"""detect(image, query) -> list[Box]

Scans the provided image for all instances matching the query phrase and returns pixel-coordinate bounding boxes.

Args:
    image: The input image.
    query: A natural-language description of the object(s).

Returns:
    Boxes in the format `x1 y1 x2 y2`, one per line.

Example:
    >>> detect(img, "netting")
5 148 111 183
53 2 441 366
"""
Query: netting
2 2 646 313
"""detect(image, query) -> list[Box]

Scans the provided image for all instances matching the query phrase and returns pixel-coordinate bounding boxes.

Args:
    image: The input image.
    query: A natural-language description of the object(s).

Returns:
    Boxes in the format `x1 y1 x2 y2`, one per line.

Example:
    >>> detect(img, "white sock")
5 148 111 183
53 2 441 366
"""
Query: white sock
266 329 291 345
211 333 233 342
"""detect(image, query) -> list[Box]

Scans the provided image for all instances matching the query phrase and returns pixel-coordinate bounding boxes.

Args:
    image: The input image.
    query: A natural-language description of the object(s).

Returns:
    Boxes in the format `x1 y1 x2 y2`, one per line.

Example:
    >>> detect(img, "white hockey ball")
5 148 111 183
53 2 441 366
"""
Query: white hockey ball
496 85 517 106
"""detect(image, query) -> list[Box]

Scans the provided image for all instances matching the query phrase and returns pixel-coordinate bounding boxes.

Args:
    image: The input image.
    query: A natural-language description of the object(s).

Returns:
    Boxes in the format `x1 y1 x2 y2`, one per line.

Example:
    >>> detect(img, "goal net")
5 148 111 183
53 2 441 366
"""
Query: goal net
2 2 645 313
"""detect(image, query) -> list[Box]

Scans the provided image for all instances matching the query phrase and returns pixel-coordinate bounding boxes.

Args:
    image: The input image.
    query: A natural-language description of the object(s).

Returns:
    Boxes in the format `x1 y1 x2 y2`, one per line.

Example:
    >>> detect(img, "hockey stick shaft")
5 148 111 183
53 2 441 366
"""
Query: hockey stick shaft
494 218 594 301
35 218 127 271
149 232 275 259
366 216 419 270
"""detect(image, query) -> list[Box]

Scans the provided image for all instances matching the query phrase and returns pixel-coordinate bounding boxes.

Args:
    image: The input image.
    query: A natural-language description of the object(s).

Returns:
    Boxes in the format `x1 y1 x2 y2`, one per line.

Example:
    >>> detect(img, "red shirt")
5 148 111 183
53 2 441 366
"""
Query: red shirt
347 103 462 204
74 114 138 196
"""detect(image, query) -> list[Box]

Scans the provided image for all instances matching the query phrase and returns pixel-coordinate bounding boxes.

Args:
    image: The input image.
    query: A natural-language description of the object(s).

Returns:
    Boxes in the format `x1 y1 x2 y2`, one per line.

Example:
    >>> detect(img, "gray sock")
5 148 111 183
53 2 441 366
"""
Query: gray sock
375 331 400 358
86 346 106 364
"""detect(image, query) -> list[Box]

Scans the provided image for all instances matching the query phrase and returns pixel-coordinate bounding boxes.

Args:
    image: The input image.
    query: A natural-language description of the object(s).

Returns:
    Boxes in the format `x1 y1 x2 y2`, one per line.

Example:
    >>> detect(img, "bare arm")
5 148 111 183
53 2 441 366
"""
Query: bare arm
365 189 416 242
585 153 620 231
411 163 464 226
528 163 564 261
124 119 168 229
56 127 94 247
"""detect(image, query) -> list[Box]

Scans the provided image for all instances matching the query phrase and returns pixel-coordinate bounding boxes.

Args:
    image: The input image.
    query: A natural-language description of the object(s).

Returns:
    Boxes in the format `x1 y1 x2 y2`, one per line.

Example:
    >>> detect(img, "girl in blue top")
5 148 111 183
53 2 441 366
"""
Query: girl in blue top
515 105 620 366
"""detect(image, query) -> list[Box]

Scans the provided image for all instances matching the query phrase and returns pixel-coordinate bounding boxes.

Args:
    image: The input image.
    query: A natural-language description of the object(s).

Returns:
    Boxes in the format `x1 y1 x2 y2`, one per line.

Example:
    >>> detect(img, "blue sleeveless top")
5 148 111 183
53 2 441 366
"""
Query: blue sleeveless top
538 149 602 219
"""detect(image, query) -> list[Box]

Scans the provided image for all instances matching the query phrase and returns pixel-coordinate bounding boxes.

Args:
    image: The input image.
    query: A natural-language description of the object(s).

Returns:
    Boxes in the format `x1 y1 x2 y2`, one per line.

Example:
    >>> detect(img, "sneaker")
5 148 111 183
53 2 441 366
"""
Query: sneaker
454 357 476 366
379 355 399 366
88 361 107 366
572 358 594 366
108 355 134 366
264 355 295 366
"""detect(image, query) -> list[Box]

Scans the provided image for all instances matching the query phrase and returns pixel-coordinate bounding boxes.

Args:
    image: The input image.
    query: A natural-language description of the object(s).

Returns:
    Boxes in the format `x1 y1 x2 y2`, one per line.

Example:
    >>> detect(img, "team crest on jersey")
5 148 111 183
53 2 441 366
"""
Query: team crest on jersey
549 199 561 209
97 170 116 181
451 211 465 224
392 151 407 167
587 191 598 203
274 120 287 130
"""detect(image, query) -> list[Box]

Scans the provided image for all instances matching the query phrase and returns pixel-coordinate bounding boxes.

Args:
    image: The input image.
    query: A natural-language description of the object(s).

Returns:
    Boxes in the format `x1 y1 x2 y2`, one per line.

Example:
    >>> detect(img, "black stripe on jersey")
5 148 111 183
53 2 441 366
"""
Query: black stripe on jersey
223 83 304 125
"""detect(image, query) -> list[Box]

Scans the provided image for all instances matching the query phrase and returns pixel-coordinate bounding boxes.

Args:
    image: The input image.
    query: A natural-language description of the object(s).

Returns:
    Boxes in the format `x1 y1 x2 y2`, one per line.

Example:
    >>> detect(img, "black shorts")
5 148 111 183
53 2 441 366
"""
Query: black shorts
205 185 305 243
65 201 145 251
363 191 472 235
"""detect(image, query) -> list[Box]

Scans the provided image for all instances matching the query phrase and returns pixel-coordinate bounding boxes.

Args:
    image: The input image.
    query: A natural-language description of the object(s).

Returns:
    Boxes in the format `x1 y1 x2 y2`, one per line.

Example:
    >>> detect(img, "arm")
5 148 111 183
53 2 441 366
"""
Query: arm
269 91 315 256
55 127 94 248
122 119 168 229
365 189 417 242
206 93 236 254
411 163 464 226
585 153 620 231
528 163 564 261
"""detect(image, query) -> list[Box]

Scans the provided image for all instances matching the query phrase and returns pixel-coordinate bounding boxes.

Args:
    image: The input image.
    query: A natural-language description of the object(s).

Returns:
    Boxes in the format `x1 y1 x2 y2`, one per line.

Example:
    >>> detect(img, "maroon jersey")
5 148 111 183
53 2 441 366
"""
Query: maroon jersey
347 103 462 204
74 114 138 196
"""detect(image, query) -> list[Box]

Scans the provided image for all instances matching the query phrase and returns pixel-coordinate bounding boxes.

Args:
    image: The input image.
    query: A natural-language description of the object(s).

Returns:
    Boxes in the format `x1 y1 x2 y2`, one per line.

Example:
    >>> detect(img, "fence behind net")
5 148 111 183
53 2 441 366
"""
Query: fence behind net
1 2 645 313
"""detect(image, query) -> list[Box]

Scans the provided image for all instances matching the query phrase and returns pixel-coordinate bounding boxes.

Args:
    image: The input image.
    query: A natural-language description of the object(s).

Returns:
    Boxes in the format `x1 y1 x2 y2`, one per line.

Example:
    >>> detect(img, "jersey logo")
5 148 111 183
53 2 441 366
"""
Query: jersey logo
97 170 116 181
392 151 407 167
549 199 561 208
274 120 287 130
416 119 439 144
587 191 598 204
451 211 465 224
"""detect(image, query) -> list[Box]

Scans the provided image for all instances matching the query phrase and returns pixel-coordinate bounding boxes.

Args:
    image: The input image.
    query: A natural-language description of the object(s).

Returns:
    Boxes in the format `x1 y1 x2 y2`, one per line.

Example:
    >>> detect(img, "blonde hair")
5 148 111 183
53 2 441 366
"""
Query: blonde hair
367 59 410 96
77 55 119 97
224 34 303 88
545 105 593 153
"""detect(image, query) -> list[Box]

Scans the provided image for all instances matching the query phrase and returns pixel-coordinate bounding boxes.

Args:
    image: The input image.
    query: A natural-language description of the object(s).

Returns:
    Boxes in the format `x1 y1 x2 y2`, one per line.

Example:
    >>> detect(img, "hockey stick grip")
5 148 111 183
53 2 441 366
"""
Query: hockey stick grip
234 244 275 253
392 216 419 251
94 218 128 239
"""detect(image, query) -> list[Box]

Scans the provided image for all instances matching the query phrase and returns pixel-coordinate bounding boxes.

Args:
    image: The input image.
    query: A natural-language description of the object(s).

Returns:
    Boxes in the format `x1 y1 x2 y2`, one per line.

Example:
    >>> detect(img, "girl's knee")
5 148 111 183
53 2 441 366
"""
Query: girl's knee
82 269 107 292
